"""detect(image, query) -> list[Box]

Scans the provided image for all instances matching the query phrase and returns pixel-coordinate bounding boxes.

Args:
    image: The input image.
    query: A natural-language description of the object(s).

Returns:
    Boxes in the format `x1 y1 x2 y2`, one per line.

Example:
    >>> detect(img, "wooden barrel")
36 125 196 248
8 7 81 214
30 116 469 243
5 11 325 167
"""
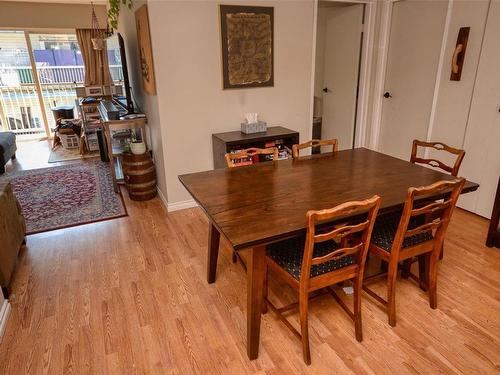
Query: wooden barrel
121 152 157 201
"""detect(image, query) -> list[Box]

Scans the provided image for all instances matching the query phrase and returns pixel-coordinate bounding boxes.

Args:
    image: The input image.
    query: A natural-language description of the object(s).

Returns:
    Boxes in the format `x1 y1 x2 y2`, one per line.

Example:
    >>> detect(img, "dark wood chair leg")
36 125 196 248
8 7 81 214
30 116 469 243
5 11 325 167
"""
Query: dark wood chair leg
380 259 388 272
401 259 412 279
207 223 220 284
418 254 429 291
262 266 268 314
353 276 363 342
439 242 444 260
387 259 399 327
232 251 237 263
428 254 439 309
1 286 9 299
299 287 311 365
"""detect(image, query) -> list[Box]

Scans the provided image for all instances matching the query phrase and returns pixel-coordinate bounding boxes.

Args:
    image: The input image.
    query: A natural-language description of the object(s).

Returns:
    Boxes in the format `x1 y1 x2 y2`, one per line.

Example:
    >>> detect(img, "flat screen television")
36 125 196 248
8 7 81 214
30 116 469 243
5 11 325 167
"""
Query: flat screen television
106 32 134 114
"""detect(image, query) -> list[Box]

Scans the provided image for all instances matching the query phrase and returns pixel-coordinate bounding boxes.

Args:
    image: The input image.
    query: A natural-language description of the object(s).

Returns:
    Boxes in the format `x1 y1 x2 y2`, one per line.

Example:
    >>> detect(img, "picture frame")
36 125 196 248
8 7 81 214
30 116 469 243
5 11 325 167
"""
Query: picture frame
135 4 157 95
219 5 274 89
85 86 104 96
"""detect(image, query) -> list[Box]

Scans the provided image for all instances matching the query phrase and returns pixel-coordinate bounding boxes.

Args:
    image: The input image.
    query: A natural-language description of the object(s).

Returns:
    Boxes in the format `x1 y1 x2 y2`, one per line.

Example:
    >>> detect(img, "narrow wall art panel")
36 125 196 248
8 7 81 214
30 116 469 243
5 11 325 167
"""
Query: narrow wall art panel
450 27 470 81
135 4 156 94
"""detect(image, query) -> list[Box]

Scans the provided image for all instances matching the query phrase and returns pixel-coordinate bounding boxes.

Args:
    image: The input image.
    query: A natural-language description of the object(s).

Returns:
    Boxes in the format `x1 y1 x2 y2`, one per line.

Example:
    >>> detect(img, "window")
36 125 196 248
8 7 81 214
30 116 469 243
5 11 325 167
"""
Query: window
0 30 44 139
0 31 85 139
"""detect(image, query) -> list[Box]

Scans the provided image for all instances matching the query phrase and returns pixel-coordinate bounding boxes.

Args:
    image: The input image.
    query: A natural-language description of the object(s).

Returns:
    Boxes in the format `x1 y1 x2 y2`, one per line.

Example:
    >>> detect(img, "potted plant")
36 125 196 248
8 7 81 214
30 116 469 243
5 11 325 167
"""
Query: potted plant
108 0 134 30
129 133 146 155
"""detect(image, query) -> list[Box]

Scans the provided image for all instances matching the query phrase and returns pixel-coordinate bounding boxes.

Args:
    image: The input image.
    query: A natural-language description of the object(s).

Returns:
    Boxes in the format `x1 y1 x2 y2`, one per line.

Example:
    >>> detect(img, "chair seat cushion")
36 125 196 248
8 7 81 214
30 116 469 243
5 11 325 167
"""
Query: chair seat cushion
267 236 355 279
371 212 433 252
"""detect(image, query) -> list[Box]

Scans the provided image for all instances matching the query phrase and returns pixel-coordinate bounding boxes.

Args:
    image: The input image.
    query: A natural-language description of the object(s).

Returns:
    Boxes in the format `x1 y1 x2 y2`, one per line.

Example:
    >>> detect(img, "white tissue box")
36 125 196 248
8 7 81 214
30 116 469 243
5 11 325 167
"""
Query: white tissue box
241 121 267 134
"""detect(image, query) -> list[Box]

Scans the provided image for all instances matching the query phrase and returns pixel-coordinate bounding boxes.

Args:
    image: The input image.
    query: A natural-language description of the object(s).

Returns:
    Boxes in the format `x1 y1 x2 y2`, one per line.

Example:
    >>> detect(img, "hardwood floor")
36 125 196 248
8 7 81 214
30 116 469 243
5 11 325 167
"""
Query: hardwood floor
4 139 80 174
1 144 499 373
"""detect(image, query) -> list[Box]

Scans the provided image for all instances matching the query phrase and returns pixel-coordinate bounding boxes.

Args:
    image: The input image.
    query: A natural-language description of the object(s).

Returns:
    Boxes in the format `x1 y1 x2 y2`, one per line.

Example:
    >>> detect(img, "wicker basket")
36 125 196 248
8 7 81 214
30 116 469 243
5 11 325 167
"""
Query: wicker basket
59 133 80 149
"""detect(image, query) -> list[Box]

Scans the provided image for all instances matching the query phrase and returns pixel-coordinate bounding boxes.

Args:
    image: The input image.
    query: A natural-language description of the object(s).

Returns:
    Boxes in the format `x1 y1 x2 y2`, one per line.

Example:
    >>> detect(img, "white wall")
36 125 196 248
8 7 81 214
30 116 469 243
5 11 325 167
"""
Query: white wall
148 0 315 204
314 6 327 101
0 1 107 29
117 1 167 199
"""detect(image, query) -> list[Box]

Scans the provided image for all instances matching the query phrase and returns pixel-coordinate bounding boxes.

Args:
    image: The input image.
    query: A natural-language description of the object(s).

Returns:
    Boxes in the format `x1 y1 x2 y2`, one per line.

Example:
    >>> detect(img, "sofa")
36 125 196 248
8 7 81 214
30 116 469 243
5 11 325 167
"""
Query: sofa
0 181 26 298
0 132 17 174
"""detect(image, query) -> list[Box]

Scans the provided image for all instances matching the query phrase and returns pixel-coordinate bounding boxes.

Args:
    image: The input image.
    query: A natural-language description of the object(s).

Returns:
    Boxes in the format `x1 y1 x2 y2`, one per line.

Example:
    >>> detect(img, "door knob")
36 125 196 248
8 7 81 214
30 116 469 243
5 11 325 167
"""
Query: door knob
383 92 392 98
323 87 329 93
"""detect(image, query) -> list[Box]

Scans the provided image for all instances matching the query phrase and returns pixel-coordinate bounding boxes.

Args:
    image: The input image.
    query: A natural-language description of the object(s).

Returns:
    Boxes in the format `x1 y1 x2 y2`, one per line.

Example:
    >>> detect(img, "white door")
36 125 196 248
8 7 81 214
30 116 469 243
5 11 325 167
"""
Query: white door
321 3 364 151
458 0 500 218
378 0 448 160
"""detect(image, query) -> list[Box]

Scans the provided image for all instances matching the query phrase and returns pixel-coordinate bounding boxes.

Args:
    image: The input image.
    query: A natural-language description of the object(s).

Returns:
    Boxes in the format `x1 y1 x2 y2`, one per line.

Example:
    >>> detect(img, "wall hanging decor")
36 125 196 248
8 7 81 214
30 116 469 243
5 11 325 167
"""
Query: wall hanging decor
108 0 133 30
135 4 157 95
219 5 274 89
450 27 470 81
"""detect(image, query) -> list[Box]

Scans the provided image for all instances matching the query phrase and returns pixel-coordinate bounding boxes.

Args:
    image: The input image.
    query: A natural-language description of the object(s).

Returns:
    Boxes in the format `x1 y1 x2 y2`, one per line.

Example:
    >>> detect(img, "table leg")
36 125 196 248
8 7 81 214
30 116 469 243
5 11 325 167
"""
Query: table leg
207 222 220 284
418 253 429 291
247 245 266 360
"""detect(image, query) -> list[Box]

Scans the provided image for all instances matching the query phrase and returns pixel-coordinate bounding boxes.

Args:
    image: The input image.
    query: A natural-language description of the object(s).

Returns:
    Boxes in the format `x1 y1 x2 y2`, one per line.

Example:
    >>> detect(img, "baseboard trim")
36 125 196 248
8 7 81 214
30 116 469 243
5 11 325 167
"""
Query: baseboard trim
167 199 198 212
157 187 168 211
0 299 11 344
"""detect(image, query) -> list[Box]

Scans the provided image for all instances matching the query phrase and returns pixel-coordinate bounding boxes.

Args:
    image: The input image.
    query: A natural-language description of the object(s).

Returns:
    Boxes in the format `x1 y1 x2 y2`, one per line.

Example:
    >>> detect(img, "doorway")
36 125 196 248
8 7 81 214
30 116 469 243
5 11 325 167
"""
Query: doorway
376 0 448 161
0 30 84 141
312 1 366 151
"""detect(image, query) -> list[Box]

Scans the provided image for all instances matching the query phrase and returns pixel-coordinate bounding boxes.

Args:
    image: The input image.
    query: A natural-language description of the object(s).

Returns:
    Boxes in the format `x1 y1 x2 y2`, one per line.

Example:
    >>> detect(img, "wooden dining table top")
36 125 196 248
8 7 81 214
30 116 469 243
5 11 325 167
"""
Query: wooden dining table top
179 148 479 251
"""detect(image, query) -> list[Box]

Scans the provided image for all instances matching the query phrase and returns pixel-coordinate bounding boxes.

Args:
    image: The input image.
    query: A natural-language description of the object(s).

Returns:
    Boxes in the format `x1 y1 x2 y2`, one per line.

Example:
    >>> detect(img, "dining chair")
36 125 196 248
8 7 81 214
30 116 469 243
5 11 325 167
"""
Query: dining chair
410 140 465 176
408 140 465 264
225 146 279 263
264 195 381 365
292 139 338 159
225 147 279 168
363 178 465 327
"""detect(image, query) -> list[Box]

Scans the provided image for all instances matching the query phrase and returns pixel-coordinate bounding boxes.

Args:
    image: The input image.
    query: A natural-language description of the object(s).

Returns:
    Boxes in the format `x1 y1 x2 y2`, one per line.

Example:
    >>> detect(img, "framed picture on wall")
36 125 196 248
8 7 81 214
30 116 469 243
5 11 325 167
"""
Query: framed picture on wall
219 5 274 89
135 4 157 95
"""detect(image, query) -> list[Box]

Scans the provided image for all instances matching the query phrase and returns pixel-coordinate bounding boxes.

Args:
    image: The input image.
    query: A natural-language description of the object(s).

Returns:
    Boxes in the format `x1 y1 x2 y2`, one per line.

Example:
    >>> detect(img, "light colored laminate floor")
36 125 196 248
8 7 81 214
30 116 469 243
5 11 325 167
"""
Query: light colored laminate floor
0 142 499 374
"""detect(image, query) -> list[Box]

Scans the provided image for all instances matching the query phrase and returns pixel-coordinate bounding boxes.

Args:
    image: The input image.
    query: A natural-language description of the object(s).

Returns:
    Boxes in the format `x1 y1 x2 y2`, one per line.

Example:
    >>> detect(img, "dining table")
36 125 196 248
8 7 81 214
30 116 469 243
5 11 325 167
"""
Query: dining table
178 148 479 360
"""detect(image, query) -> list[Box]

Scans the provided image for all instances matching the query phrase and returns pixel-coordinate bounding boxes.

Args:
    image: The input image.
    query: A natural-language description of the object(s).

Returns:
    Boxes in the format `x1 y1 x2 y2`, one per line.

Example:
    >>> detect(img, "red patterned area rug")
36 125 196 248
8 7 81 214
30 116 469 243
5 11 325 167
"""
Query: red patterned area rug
5 160 127 234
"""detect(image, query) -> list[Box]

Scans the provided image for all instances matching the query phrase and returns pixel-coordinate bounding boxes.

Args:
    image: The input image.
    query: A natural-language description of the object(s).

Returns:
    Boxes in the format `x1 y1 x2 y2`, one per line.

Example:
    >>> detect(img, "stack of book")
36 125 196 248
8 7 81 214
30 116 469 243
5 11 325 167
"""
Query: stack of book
229 138 292 167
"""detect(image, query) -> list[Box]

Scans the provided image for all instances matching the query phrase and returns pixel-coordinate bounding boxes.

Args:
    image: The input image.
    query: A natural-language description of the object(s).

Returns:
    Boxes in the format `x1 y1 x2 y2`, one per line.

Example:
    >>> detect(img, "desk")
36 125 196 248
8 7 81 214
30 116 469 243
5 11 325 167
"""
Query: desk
178 148 479 360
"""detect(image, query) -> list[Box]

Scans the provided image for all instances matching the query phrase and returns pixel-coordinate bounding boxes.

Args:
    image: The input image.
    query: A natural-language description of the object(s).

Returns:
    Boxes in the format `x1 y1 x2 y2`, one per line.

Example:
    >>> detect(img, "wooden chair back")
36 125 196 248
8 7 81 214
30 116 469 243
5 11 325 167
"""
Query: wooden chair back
292 139 338 159
410 140 465 176
301 195 381 285
225 147 279 168
391 178 466 256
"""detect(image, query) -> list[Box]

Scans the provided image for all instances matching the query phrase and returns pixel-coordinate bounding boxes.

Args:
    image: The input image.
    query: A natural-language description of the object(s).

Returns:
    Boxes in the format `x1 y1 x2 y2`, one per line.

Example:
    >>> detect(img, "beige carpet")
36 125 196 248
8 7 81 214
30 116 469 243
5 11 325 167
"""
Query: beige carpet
48 146 100 163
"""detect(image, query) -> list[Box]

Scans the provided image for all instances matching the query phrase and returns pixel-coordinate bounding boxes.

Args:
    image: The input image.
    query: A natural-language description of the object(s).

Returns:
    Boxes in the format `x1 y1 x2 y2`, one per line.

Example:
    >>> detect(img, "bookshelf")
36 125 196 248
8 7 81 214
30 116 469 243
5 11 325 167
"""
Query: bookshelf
212 126 299 169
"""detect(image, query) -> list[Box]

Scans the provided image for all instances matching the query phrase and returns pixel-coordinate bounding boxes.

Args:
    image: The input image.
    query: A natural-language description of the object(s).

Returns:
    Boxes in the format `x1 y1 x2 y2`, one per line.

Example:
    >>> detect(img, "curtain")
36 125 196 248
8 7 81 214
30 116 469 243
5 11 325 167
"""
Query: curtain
76 28 112 86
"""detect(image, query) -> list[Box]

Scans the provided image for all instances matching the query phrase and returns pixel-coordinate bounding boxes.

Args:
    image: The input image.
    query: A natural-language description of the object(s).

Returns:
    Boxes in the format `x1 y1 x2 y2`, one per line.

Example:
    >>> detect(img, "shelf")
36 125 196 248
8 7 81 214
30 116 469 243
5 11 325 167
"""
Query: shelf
212 126 299 169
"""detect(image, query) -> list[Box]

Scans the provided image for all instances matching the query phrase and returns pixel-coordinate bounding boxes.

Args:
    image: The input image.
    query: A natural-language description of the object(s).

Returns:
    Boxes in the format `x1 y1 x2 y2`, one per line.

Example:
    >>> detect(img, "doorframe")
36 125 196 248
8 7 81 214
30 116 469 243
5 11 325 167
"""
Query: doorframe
309 0 378 148
369 0 398 150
